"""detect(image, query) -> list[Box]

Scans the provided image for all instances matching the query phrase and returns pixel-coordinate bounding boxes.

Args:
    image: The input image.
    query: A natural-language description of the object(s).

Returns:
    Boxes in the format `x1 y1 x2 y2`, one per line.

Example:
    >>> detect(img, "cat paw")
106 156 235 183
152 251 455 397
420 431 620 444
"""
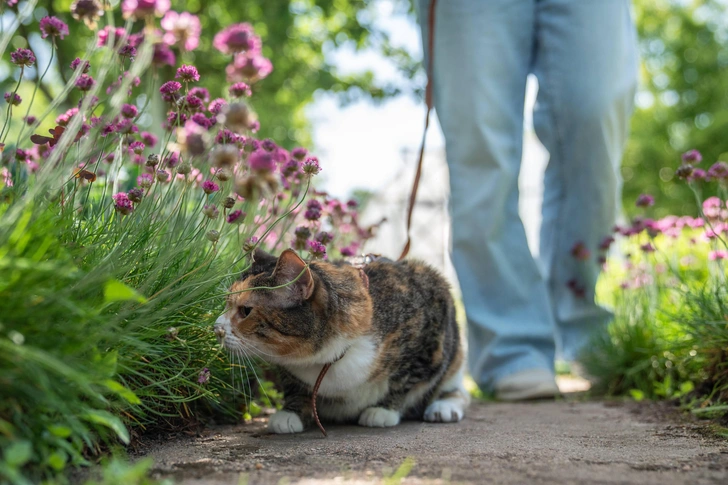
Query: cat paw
268 410 304 434
358 407 400 428
424 399 464 423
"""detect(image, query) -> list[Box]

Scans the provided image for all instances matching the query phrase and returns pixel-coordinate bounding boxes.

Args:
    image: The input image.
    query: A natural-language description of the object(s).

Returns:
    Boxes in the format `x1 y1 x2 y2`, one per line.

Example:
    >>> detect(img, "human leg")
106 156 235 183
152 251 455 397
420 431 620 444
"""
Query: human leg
533 0 638 360
416 0 557 391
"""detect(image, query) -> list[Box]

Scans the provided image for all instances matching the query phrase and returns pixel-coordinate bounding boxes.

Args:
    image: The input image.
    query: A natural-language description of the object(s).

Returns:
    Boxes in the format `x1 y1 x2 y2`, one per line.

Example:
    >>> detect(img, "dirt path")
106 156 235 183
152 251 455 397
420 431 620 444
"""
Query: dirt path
142 400 727 484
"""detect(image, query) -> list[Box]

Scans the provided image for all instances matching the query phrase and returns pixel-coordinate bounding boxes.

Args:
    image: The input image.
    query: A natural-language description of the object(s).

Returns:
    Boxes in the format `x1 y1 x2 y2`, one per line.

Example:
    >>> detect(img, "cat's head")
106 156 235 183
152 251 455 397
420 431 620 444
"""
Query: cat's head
214 248 372 366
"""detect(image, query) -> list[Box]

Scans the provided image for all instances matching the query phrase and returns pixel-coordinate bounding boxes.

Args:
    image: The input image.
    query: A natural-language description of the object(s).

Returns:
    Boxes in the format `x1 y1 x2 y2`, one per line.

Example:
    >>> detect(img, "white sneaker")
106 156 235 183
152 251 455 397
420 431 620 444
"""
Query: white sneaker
494 368 560 401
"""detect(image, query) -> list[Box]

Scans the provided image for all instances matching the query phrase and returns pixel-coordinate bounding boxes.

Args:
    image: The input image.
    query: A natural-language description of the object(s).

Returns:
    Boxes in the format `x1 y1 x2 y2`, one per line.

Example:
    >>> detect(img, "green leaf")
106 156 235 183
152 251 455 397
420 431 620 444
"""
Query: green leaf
629 389 645 402
82 410 130 444
4 440 33 467
104 380 141 405
249 402 262 417
104 280 147 304
0 418 16 438
99 350 118 377
48 425 72 438
679 381 695 395
47 451 67 471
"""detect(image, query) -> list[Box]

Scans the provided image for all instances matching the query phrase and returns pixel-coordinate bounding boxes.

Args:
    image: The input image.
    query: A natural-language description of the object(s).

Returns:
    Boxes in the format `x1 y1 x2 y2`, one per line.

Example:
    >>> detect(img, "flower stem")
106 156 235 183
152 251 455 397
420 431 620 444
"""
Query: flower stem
0 66 24 143
14 43 55 146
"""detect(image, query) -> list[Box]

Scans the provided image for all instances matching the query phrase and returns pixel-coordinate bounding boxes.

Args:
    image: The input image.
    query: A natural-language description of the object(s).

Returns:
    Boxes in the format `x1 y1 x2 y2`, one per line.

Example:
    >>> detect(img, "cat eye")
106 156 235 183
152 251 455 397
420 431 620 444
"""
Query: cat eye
239 306 252 318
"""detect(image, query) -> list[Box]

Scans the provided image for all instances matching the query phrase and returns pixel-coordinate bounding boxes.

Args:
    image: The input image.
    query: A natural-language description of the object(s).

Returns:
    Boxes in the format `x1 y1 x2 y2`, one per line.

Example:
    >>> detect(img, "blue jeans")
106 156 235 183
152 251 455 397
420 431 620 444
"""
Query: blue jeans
416 0 638 390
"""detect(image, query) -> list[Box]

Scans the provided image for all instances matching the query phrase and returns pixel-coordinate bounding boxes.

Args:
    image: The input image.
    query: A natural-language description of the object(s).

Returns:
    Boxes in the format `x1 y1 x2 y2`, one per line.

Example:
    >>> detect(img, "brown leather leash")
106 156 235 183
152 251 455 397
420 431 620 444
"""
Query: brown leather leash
398 0 437 261
310 0 437 436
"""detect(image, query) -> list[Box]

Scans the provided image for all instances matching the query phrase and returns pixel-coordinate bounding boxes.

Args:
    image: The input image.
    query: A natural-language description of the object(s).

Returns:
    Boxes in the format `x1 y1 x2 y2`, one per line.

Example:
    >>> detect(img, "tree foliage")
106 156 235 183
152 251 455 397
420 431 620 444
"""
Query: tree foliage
2 0 727 214
1 0 415 148
624 0 728 217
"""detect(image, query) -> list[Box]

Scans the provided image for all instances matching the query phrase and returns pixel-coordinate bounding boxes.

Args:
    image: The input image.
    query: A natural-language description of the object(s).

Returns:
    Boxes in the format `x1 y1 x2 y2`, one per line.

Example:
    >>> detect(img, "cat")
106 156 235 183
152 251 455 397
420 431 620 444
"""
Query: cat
214 248 470 433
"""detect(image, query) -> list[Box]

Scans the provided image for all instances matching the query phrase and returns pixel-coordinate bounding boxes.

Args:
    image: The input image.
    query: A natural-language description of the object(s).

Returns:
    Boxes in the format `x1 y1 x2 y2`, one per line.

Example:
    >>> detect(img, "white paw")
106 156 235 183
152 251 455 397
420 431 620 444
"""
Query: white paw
268 410 304 434
424 399 464 423
358 407 401 428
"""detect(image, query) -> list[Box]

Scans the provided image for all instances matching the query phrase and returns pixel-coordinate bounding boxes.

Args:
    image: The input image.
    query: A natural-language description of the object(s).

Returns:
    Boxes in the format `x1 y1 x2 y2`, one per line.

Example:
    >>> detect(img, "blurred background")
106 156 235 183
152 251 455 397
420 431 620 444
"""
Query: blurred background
2 0 727 274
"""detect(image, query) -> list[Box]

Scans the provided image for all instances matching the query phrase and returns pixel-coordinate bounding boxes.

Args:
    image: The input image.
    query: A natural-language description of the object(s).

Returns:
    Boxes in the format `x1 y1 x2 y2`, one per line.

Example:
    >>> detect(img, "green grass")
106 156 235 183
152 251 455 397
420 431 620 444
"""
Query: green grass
584 228 728 421
0 10 359 484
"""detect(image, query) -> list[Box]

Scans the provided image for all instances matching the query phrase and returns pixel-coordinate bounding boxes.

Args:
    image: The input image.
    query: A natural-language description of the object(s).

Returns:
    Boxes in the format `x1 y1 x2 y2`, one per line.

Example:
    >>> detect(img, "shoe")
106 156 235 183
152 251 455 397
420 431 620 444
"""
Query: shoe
494 368 560 401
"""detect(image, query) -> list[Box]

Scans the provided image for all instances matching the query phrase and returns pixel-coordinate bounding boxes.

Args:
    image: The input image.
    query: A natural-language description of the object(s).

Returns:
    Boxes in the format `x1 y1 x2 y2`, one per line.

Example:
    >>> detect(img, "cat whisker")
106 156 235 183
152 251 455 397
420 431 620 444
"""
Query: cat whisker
240 346 271 409
233 350 252 409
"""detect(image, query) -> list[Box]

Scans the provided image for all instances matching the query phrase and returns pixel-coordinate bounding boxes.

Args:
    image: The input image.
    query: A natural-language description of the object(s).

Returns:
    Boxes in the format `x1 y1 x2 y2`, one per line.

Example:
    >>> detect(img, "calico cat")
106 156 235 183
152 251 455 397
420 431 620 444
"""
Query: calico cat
214 248 469 433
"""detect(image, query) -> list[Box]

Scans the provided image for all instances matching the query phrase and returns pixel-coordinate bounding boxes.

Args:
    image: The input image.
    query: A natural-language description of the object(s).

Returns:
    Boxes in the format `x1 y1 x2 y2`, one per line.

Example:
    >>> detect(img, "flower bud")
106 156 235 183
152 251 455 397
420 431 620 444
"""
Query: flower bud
146 153 160 167
206 230 220 242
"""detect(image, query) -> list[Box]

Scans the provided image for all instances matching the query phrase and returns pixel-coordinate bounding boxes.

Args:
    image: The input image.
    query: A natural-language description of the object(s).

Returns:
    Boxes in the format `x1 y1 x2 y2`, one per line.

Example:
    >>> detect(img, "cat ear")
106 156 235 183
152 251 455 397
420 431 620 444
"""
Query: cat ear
272 249 314 302
252 248 276 266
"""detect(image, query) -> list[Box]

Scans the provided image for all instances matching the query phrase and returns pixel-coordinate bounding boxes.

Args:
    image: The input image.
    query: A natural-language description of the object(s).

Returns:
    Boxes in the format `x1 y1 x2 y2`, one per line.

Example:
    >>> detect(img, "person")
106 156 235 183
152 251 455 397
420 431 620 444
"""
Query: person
415 0 638 400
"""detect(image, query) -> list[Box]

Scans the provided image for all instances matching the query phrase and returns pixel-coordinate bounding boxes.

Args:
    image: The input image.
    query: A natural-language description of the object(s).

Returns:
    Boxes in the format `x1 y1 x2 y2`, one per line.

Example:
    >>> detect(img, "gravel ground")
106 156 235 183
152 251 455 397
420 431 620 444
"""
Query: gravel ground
139 400 728 485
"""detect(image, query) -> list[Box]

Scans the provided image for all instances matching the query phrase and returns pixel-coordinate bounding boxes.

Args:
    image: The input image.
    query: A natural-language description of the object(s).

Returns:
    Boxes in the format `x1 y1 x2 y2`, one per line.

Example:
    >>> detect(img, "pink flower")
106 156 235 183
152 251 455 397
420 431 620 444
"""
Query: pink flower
315 232 333 245
183 94 204 112
640 242 655 253
75 74 95 92
70 57 90 73
202 204 219 219
137 173 154 189
129 141 145 155
189 87 210 103
248 149 275 173
635 194 654 208
566 279 586 299
208 98 228 116
153 43 176 67
681 149 702 164
340 245 356 257
122 0 171 19
11 48 35 67
175 64 200 83
156 169 170 183
160 80 182 94
121 104 138 119
128 188 144 203
161 11 201 51
39 16 69 40
703 196 723 219
113 192 134 215
570 242 591 261
226 53 273 83
4 92 21 106
227 209 244 224
190 113 213 129
308 240 327 259
197 367 210 384
708 162 728 181
709 250 728 261
229 82 252 98
118 44 137 60
302 157 321 176
202 180 219 194
688 168 706 182
213 23 261 55
291 147 308 161
304 199 323 221
98 26 127 47
598 236 615 251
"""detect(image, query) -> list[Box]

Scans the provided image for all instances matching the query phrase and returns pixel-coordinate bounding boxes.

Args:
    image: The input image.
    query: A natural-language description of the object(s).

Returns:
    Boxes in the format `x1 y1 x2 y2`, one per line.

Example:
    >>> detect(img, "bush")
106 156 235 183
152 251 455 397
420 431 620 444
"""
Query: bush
0 3 372 483
585 153 728 418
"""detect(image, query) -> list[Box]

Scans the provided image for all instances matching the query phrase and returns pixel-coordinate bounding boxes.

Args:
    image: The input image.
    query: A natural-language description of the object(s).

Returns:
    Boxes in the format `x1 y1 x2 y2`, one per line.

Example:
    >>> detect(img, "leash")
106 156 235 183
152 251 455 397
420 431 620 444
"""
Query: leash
310 256 373 437
310 0 438 436
398 0 437 261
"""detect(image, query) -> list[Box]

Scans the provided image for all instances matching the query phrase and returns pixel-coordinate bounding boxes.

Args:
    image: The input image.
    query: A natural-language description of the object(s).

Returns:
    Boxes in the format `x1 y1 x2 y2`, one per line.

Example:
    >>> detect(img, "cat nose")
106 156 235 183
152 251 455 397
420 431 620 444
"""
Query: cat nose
214 324 226 340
